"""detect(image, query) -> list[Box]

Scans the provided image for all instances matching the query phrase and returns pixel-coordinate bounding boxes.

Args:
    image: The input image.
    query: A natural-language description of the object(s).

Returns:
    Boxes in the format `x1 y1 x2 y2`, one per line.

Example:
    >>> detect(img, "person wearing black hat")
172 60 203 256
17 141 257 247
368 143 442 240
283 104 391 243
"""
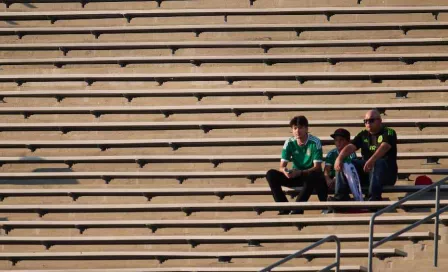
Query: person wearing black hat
333 109 398 201
324 128 357 190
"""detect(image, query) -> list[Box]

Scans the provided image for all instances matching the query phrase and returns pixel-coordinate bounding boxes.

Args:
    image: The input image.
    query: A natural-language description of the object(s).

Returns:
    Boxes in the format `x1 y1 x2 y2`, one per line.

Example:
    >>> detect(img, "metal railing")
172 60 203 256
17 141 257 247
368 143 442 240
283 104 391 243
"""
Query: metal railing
260 235 341 272
368 176 448 272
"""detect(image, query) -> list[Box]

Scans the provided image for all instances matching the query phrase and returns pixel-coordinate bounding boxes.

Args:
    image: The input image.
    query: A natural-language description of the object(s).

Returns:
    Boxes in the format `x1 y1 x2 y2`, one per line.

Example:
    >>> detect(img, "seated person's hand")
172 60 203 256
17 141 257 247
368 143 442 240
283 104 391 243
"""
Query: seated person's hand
282 168 301 179
289 169 302 179
334 157 343 172
281 168 292 179
363 159 374 172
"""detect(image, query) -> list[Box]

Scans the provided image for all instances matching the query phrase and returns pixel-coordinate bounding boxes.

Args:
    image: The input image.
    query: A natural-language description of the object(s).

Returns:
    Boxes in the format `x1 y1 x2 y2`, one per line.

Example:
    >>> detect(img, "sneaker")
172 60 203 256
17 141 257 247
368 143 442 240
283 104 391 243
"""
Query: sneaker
327 195 351 213
327 195 351 202
290 210 304 215
278 210 291 215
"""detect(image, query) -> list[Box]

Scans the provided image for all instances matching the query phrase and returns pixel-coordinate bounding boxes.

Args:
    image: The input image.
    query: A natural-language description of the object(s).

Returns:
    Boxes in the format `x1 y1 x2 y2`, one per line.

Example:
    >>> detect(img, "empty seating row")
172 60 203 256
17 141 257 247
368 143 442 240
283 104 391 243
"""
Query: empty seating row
0 169 444 184
3 22 448 39
0 119 444 133
1 0 170 8
0 103 445 118
1 86 448 102
0 232 433 249
0 0 391 8
0 249 406 266
3 71 448 86
4 53 448 68
1 38 447 55
2 6 447 23
1 215 446 233
0 185 446 201
1 201 446 217
0 266 368 272
0 135 445 151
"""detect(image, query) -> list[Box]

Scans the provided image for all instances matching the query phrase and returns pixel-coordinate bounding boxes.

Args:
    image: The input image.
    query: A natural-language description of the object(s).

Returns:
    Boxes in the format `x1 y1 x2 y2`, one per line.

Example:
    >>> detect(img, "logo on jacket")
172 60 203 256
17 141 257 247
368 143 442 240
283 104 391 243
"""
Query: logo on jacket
378 135 383 144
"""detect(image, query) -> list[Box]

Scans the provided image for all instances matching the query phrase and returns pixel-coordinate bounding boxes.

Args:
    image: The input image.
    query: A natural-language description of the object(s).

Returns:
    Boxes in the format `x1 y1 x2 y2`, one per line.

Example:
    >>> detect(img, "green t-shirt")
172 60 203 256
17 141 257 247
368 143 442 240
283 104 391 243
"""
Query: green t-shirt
281 134 323 170
325 148 358 178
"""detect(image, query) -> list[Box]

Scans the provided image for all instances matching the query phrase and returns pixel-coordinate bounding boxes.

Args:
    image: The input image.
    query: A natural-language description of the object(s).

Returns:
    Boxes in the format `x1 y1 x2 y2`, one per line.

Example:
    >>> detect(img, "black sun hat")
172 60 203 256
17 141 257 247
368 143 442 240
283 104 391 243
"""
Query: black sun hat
330 128 351 141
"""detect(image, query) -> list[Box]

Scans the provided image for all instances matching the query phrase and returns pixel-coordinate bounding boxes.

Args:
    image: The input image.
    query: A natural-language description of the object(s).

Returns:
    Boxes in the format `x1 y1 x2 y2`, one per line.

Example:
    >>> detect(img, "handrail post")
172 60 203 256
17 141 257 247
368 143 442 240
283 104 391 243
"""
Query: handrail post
259 235 340 272
434 184 440 267
368 215 376 272
335 236 341 272
367 176 448 272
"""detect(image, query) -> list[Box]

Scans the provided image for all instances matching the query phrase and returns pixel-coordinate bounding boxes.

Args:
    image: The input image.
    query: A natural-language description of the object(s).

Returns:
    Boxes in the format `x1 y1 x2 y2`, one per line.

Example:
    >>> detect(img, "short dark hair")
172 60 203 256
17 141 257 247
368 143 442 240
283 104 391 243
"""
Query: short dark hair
289 115 309 128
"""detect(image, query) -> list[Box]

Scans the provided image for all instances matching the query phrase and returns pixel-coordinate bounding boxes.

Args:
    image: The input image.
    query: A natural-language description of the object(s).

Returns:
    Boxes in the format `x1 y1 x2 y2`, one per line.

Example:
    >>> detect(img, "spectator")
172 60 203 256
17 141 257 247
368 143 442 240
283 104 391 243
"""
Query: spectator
324 128 357 191
266 115 328 215
332 109 398 201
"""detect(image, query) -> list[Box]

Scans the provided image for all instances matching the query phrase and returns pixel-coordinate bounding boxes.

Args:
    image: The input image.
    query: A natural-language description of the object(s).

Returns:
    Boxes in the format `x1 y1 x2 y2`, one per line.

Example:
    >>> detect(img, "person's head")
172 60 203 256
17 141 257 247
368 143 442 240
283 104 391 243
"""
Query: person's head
289 115 309 139
364 109 383 134
330 128 351 151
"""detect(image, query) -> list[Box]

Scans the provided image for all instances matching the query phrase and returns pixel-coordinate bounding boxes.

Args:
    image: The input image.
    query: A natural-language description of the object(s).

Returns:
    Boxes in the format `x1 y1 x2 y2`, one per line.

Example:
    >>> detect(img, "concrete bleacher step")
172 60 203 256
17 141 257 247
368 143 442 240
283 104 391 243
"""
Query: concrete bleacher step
1 71 448 86
0 232 433 248
1 0 442 9
0 119 445 133
4 53 448 68
380 243 448 271
0 215 446 234
0 103 445 118
0 248 407 266
1 38 447 55
0 201 446 217
0 135 444 151
2 6 447 23
2 22 448 39
0 185 446 202
0 266 368 272
0 152 444 168
0 169 444 184
0 86 447 101
1 0 169 9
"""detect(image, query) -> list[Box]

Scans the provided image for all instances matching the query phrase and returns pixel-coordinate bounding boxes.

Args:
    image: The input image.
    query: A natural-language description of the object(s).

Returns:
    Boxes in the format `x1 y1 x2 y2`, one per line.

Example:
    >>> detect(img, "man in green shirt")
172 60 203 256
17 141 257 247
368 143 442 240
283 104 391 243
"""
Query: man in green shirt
324 128 358 190
266 115 328 215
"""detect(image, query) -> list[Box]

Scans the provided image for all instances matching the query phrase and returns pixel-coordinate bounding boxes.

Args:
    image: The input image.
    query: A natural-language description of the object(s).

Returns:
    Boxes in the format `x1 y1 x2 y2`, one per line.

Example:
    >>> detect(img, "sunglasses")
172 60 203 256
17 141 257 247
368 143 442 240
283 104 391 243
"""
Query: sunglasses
364 118 378 124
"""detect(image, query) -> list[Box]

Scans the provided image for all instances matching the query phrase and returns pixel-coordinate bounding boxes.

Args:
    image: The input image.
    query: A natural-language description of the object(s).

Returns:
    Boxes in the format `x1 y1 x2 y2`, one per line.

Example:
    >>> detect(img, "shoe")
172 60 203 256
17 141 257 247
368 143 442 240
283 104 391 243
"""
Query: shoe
278 210 291 215
327 195 351 202
327 195 351 214
290 210 304 215
367 196 382 201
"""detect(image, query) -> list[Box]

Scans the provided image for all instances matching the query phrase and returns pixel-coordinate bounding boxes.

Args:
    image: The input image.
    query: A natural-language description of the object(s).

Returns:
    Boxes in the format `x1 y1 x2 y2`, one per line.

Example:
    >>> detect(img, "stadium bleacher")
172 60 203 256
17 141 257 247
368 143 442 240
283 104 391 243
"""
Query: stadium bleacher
0 0 447 271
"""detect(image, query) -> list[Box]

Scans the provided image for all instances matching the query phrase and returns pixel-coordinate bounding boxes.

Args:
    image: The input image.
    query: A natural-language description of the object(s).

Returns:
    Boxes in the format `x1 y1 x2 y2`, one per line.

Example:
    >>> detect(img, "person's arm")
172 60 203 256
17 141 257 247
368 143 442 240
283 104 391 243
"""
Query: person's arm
280 139 302 178
279 160 291 178
302 161 322 176
323 164 335 188
338 144 358 160
279 160 288 173
363 142 391 172
324 151 336 187
334 144 357 172
278 160 303 179
302 142 323 176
